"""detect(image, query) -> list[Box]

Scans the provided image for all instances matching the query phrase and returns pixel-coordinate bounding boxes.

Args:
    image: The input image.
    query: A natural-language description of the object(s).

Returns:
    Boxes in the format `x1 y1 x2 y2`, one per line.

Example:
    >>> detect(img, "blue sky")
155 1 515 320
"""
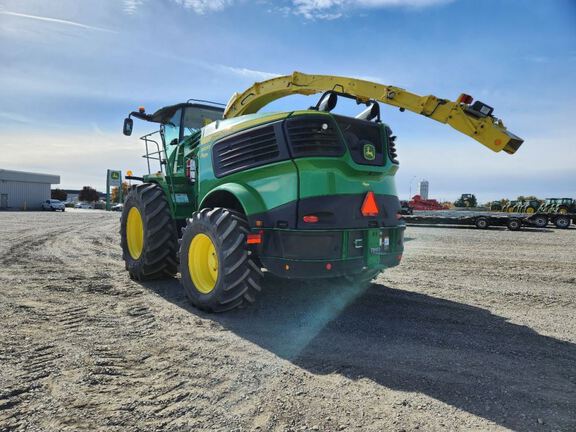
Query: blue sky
0 0 575 201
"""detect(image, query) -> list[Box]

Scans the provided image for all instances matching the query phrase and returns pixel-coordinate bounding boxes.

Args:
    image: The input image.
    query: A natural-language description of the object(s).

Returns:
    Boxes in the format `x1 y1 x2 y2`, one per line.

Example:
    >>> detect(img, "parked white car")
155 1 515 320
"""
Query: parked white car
111 203 124 212
42 199 65 212
75 202 94 209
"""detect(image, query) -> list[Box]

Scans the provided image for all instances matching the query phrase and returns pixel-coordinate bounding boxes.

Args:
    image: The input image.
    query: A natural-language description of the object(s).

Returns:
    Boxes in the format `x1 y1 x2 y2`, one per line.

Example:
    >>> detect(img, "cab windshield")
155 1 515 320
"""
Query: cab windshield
182 106 223 138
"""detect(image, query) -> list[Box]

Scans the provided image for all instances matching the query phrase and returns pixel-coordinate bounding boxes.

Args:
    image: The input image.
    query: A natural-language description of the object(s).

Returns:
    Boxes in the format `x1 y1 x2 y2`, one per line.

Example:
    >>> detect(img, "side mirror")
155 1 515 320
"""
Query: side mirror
317 92 338 112
123 118 133 136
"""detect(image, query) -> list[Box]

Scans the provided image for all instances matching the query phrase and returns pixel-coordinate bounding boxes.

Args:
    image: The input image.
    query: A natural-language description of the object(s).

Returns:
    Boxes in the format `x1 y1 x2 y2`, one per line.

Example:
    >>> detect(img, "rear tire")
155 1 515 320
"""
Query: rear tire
475 217 489 229
179 208 263 312
532 214 548 228
507 218 522 231
554 215 571 229
120 183 178 281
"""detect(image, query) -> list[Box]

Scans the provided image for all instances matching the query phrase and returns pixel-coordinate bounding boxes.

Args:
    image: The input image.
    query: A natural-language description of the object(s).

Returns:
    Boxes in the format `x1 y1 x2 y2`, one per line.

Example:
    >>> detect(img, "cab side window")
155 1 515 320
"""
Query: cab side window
162 109 182 146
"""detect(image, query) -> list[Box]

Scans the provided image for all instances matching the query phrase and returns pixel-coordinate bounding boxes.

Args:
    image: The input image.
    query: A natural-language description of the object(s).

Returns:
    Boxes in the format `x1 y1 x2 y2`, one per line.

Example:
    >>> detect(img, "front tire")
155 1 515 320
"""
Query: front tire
179 208 263 312
507 218 522 231
475 217 489 229
532 215 548 228
120 183 178 280
554 215 571 229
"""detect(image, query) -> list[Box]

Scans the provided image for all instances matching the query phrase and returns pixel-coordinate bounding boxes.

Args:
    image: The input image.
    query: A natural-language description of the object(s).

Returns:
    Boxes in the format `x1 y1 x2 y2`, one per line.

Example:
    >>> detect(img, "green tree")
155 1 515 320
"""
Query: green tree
51 188 67 201
111 182 129 203
78 186 99 202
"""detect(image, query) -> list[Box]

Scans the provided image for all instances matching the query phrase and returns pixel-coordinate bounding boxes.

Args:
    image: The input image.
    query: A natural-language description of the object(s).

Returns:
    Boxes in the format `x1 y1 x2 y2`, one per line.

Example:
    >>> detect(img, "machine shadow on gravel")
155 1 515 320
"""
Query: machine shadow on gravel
140 276 576 432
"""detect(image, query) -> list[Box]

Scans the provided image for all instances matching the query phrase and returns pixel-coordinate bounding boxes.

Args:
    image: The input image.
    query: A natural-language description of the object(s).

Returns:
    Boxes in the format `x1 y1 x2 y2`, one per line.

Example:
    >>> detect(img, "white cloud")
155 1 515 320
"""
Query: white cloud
173 0 234 14
0 131 147 190
0 11 117 33
122 0 234 15
0 112 31 124
216 65 280 81
292 0 454 19
121 0 451 18
123 0 145 14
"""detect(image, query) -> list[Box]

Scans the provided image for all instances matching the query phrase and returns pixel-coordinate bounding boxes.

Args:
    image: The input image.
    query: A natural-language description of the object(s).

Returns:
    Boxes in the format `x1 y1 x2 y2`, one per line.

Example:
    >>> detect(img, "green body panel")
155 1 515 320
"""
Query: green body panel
200 112 290 145
137 107 403 274
295 158 398 200
196 110 397 215
198 160 299 216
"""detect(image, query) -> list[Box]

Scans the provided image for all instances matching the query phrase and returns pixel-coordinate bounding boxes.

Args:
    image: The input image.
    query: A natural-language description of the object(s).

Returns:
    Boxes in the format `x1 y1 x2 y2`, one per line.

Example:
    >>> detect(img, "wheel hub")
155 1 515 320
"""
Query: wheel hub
126 207 144 260
188 233 219 294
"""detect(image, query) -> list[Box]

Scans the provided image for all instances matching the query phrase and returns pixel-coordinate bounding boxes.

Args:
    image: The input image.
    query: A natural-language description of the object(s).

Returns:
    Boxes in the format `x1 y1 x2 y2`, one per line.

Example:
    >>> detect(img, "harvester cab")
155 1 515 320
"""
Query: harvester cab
120 72 523 312
123 101 225 173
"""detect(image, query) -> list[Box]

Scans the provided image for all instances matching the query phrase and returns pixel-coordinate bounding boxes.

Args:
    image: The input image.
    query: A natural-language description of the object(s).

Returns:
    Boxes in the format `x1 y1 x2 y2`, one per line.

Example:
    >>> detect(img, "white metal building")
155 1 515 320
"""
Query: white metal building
418 180 429 200
0 169 60 210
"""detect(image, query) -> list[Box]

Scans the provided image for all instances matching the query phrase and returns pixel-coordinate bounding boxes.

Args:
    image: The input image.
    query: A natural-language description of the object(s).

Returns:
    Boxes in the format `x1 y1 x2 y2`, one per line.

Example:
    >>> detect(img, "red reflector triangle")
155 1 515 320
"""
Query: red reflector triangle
361 191 379 216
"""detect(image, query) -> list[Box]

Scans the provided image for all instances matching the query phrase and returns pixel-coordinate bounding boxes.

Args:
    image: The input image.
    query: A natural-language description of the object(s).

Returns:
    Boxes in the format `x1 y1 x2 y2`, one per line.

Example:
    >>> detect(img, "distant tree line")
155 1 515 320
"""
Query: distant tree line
78 186 100 202
111 182 129 203
51 189 67 201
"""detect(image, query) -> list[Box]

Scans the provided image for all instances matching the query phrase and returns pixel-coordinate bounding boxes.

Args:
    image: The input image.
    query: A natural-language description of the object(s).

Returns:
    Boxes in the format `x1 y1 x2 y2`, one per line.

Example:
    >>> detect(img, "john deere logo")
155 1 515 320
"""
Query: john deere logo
110 171 120 180
363 143 376 160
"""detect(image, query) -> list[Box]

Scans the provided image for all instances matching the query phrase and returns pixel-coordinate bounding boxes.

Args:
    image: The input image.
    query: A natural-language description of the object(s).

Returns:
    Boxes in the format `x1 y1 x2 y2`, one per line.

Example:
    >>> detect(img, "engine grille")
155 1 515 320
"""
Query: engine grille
212 122 287 177
284 116 345 157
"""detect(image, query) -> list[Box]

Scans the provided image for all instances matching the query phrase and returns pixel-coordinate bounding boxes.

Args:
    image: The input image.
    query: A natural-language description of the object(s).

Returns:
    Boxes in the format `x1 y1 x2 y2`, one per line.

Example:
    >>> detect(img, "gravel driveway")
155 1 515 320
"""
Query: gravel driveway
0 211 574 431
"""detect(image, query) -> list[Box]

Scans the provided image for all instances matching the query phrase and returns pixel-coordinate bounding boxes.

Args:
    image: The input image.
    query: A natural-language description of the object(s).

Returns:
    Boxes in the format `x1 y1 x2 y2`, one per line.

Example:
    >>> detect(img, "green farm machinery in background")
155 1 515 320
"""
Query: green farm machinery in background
501 200 517 213
538 198 575 214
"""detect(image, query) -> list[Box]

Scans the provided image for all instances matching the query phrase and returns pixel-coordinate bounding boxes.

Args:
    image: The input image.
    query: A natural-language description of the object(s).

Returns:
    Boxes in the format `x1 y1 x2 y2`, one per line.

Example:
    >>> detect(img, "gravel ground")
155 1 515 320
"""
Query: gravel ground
0 210 575 432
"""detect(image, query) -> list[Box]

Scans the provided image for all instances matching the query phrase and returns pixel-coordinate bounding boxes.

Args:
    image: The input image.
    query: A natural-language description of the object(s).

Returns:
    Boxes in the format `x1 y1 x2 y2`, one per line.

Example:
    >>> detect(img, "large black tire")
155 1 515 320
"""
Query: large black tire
179 208 263 312
554 215 571 229
507 218 522 231
532 214 548 228
475 217 489 229
120 183 178 280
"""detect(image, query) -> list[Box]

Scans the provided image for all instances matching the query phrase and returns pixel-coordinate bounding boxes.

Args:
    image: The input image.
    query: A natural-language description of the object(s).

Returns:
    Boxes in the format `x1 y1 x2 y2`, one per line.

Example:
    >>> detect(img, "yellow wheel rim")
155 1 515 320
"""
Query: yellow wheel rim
126 207 144 260
526 207 535 214
188 233 218 294
559 208 568 214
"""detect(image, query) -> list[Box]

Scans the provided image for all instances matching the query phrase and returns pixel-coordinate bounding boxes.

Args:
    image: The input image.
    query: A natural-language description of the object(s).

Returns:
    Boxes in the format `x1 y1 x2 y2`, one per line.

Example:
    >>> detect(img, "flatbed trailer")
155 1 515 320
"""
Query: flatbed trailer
403 211 575 231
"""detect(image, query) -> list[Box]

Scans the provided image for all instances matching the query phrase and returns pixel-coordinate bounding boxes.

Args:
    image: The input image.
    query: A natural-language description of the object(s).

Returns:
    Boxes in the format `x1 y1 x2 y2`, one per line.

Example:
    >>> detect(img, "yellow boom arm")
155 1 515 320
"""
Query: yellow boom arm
224 72 523 154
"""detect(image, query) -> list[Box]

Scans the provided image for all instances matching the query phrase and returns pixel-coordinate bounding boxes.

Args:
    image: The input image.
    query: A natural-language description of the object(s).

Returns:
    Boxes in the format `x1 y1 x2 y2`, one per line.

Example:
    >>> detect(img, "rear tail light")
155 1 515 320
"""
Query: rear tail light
303 215 319 223
246 231 263 244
